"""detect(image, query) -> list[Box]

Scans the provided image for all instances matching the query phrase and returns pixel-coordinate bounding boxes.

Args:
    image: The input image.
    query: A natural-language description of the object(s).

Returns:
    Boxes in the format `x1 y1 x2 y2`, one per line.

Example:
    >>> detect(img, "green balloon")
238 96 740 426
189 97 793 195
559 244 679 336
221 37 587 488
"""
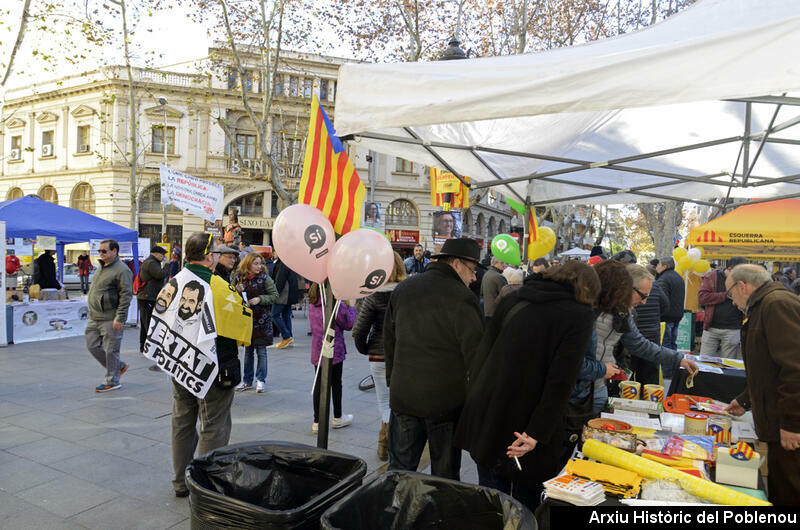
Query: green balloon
491 234 521 266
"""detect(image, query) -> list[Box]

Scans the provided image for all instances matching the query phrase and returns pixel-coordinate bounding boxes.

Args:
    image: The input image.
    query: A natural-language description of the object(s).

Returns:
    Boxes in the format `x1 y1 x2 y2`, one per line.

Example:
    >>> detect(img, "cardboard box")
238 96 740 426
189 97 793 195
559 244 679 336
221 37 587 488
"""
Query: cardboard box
5 289 24 303
716 446 761 489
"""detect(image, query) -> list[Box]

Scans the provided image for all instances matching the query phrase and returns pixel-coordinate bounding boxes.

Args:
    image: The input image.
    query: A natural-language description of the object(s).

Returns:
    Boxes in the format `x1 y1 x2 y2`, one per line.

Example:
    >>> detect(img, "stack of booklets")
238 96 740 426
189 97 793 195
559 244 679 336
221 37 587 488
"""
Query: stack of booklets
543 474 606 506
564 458 643 498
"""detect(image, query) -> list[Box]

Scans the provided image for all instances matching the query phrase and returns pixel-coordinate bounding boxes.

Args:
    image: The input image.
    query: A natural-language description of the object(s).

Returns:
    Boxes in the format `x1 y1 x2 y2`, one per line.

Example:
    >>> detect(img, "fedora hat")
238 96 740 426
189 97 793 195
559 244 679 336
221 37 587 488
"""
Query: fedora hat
431 238 486 268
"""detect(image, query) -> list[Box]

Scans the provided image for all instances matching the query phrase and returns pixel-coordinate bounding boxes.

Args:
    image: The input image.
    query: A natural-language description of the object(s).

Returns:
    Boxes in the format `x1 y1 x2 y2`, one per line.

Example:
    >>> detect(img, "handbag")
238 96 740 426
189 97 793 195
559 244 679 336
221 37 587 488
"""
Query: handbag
565 382 596 443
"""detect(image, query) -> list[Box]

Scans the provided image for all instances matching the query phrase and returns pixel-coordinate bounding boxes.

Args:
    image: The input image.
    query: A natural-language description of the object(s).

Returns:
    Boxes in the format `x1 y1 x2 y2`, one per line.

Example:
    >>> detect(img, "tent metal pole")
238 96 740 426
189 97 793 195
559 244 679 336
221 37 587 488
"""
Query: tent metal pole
725 95 800 107
402 128 471 188
469 149 526 203
749 112 800 139
741 98 784 186
723 103 751 207
749 170 800 187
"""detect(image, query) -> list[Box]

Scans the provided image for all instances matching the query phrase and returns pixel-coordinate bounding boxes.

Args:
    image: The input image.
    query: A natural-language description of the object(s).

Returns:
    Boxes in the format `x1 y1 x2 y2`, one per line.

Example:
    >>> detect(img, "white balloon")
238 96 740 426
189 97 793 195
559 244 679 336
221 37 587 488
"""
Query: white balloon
687 248 702 263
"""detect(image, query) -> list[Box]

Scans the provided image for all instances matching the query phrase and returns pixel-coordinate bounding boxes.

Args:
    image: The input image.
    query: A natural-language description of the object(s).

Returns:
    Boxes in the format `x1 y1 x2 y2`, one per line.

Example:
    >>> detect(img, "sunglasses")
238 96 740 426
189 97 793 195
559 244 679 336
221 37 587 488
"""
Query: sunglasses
633 287 649 301
98 249 109 254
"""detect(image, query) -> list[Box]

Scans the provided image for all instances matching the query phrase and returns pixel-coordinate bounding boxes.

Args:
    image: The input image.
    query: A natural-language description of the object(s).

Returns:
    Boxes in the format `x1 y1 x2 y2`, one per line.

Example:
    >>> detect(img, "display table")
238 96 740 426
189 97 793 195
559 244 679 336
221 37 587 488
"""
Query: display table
668 366 747 404
11 299 89 344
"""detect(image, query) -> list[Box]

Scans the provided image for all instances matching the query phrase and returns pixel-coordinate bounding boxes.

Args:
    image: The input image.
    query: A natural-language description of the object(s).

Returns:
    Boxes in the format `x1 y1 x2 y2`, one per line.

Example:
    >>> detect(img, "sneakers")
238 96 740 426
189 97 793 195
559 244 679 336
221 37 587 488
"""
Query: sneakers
119 362 129 376
95 383 121 393
312 422 319 434
332 414 354 429
235 383 252 392
256 381 265 393
276 337 294 349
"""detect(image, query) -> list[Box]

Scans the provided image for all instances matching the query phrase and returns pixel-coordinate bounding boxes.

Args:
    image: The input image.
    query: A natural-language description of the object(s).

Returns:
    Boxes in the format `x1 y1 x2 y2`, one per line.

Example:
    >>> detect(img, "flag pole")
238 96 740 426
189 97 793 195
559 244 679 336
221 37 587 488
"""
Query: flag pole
523 195 530 268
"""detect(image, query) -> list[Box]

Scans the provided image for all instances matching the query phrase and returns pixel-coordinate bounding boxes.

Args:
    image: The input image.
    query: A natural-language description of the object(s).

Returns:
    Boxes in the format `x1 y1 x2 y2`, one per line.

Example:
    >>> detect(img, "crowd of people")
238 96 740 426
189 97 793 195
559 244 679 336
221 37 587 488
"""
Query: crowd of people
78 231 800 507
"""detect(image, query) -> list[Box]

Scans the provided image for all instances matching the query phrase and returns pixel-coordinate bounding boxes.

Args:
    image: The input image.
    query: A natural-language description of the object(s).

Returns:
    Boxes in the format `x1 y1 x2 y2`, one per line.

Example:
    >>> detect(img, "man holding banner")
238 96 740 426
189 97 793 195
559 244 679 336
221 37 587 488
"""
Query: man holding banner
142 232 252 497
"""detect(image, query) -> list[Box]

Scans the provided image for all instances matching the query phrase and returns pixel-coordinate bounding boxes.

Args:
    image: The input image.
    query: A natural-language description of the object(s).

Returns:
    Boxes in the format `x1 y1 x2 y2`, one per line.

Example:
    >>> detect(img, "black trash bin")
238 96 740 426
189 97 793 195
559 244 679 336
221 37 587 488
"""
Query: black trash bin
186 441 367 530
320 471 537 530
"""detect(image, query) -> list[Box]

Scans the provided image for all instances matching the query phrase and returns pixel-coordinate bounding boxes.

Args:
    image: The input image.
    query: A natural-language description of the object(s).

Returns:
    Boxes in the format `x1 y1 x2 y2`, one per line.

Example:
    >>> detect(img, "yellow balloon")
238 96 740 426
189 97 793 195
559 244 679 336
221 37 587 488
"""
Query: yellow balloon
675 266 684 275
693 259 710 274
673 247 687 261
678 255 693 271
528 226 556 260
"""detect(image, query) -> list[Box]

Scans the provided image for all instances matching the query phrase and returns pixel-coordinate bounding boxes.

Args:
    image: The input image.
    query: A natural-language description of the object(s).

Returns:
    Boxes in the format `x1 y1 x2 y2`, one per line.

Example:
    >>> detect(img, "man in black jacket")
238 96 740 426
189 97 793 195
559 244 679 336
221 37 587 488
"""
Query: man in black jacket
656 256 686 351
270 250 299 348
138 246 169 364
384 238 485 480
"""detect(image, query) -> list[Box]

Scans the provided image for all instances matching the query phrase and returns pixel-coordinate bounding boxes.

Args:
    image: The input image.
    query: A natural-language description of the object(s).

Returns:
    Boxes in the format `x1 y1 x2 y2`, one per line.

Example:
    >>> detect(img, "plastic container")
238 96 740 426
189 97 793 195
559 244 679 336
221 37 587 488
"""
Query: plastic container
186 441 367 530
320 471 537 530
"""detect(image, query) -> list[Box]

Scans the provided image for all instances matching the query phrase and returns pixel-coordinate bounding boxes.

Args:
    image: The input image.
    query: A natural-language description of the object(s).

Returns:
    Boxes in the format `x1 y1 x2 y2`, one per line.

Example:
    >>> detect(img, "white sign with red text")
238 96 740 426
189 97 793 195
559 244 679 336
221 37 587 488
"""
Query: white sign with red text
160 166 224 223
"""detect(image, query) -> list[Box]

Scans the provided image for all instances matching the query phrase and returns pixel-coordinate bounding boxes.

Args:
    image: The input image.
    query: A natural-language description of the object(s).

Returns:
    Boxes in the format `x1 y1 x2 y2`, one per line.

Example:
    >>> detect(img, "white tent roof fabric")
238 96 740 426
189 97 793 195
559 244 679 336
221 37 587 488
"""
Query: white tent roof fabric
334 0 800 206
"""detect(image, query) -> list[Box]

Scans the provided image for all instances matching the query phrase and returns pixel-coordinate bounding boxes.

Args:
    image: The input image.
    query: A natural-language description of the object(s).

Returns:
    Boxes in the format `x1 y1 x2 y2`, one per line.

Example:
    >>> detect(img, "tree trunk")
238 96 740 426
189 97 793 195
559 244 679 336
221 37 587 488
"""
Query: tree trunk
639 201 684 259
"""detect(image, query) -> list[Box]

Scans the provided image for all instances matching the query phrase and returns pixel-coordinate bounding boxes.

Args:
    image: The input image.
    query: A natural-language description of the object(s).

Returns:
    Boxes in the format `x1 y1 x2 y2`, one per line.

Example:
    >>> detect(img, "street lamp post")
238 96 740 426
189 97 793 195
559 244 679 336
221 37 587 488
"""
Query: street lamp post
159 97 168 244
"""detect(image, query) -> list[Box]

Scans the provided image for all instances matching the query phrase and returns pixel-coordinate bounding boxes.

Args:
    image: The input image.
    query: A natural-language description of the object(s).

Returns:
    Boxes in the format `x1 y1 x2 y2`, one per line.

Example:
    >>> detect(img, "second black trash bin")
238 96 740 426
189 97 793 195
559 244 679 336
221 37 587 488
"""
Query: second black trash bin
186 441 367 530
320 471 537 530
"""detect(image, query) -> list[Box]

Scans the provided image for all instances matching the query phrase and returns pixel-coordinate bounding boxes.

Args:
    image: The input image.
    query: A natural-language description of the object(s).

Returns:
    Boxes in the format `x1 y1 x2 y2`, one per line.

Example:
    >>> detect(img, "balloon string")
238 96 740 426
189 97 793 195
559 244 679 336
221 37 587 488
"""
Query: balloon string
311 287 341 396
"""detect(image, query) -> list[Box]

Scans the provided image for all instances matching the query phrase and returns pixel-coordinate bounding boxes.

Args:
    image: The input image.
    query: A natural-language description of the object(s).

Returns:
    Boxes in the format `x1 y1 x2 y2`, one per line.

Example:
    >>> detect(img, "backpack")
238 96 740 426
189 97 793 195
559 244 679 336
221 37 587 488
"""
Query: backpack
132 271 147 295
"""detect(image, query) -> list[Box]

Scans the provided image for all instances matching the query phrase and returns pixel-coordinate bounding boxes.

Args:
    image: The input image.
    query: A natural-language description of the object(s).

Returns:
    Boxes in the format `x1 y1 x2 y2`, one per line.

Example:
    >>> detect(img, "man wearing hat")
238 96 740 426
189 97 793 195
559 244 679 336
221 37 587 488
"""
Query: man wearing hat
383 238 486 480
138 245 170 370
214 245 239 282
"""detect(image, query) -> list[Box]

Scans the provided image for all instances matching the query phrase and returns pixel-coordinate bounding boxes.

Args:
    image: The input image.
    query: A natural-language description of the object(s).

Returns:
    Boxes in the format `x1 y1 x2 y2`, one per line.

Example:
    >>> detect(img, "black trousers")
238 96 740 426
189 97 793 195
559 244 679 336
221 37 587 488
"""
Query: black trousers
138 299 155 353
767 441 800 506
312 362 343 422
388 410 461 481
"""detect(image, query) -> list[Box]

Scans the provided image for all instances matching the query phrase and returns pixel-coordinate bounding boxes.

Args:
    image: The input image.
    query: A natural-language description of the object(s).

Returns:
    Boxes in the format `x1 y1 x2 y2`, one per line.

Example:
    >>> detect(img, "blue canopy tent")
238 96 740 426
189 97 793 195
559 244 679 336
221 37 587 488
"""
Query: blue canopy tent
0 196 139 282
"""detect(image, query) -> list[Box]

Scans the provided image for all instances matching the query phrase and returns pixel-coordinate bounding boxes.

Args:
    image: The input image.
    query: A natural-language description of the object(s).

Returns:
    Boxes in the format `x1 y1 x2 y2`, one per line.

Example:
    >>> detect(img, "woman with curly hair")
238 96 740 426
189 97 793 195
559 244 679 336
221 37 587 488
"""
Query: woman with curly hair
233 253 278 393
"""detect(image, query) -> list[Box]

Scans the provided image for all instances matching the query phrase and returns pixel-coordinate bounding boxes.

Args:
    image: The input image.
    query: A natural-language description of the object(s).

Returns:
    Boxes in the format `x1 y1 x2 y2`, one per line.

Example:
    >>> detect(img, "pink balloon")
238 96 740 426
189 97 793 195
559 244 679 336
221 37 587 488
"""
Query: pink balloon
328 229 395 300
272 204 335 283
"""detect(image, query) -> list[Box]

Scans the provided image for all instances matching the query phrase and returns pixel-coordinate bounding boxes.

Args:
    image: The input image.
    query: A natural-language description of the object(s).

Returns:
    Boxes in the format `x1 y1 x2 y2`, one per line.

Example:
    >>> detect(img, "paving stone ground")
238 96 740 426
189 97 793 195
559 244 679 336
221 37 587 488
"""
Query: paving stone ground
0 308 478 528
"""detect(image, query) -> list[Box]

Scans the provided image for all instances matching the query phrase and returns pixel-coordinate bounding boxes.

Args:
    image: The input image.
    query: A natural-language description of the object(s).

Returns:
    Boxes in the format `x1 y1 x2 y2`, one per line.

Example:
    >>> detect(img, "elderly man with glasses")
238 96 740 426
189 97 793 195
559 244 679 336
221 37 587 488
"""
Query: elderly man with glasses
86 239 133 392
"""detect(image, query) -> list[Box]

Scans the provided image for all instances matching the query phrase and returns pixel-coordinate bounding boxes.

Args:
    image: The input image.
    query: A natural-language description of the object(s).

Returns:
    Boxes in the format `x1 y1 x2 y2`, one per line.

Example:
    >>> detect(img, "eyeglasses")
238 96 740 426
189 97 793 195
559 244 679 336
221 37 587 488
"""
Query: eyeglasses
726 284 738 300
633 287 649 301
98 249 109 254
461 260 478 275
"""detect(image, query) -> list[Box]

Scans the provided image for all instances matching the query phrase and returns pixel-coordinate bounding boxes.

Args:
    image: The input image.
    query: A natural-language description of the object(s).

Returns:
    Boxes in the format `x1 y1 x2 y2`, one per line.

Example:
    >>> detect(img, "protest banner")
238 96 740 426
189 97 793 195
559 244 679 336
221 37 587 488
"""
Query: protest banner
142 268 219 398
160 166 224 222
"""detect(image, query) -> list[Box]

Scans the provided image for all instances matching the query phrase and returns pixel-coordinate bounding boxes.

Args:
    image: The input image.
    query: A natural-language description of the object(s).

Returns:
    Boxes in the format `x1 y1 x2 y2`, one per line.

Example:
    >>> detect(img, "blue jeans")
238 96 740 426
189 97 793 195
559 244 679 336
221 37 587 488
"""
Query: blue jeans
663 321 679 351
271 304 293 339
80 275 90 294
388 411 461 480
477 463 543 513
242 345 267 385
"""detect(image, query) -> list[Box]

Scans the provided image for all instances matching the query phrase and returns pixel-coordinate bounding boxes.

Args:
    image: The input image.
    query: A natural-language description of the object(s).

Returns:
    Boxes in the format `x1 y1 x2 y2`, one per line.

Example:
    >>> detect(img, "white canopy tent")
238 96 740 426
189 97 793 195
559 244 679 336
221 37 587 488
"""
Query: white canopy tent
559 248 592 260
334 0 800 208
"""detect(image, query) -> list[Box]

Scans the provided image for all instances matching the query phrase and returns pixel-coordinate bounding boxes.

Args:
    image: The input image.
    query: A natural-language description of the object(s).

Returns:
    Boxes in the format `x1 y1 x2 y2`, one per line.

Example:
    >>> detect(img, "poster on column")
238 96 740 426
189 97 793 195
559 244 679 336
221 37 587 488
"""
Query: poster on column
160 166 224 222
12 300 89 344
142 268 219 398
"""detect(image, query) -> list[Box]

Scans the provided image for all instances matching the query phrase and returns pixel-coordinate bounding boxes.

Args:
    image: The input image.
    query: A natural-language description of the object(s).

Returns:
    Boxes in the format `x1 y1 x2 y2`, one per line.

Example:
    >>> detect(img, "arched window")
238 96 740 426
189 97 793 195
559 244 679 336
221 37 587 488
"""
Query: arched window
227 192 263 216
462 209 472 234
38 185 58 204
498 219 506 234
386 199 418 226
71 182 95 214
139 184 179 213
475 213 484 236
488 217 496 238
6 187 24 200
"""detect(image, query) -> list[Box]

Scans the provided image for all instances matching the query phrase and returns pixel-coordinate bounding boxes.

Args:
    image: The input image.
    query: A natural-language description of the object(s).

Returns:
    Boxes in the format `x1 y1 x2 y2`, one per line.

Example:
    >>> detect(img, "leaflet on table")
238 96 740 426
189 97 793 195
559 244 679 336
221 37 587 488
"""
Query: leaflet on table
601 412 662 430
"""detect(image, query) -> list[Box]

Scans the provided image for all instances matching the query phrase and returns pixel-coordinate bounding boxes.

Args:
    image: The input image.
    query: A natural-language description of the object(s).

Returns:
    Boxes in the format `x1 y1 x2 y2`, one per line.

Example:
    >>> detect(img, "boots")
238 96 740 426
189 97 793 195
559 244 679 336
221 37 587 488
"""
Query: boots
377 422 389 461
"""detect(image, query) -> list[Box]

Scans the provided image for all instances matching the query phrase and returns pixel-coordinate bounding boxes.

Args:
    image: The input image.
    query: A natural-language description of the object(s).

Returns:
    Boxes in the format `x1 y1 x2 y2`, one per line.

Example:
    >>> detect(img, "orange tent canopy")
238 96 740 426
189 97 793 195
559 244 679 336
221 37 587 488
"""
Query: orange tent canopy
689 199 800 260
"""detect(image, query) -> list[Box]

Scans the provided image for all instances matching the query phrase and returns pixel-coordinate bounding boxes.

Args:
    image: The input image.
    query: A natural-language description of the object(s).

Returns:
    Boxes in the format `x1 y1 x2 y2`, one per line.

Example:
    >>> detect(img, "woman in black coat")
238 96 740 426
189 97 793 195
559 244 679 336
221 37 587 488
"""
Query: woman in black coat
454 261 600 512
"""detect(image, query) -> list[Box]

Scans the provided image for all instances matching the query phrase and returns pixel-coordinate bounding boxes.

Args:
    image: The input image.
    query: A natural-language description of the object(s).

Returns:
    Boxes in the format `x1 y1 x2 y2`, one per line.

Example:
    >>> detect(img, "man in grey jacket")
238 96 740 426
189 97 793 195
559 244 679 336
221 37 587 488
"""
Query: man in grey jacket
481 256 508 318
86 239 133 392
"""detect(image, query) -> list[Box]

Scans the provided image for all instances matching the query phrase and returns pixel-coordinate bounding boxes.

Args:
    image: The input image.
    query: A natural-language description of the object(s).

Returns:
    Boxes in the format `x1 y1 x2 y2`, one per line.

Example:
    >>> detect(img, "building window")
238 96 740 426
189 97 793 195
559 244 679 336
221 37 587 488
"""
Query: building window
227 69 237 89
10 135 22 160
395 158 414 173
386 199 418 226
236 134 257 159
488 217 496 238
498 219 506 234
7 187 24 200
303 79 312 98
139 223 182 249
71 182 95 213
38 185 58 204
320 80 328 101
289 77 298 97
41 130 54 156
463 209 472 234
274 74 283 96
228 192 263 217
333 81 337 100
76 125 91 153
139 184 178 213
475 213 484 236
152 125 175 154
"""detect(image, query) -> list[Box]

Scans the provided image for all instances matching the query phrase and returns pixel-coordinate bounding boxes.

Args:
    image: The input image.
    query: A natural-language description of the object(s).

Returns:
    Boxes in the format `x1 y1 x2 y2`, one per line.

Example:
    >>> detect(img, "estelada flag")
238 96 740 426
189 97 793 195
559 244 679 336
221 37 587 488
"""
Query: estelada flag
430 168 470 209
300 95 366 235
